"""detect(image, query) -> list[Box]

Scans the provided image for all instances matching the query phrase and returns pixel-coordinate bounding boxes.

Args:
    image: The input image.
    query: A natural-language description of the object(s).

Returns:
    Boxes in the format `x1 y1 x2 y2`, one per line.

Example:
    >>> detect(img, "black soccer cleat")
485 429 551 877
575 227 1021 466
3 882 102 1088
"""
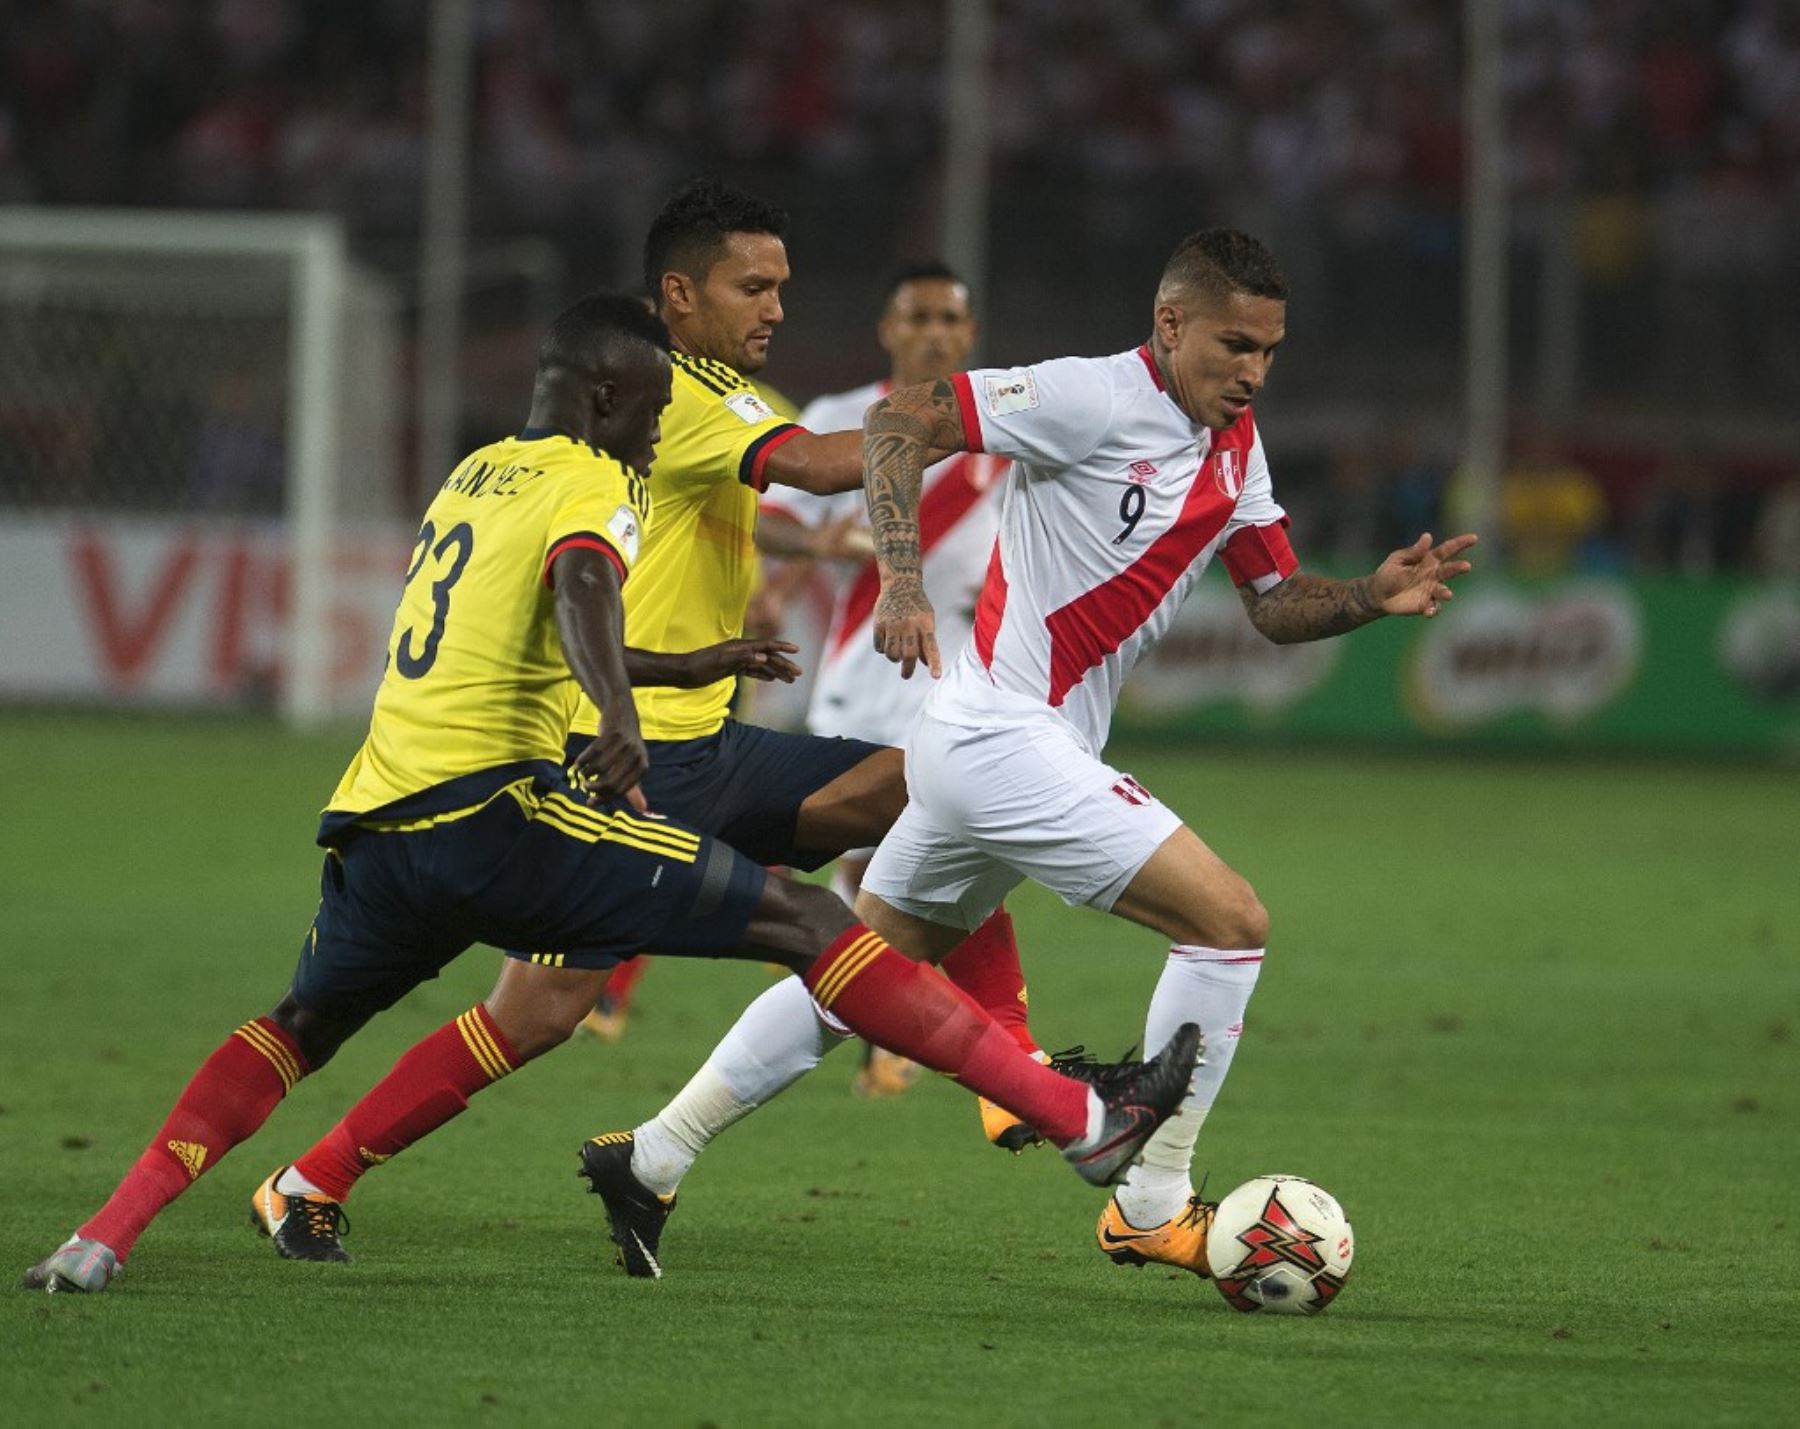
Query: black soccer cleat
578 1132 674 1280
250 1167 352 1263
980 1045 1144 1152
1062 1023 1205 1188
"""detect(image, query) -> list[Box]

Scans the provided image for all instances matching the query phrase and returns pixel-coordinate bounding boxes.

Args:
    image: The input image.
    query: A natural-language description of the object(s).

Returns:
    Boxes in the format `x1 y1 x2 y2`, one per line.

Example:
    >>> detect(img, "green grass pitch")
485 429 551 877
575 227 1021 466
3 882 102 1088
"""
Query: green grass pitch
1 711 1796 1426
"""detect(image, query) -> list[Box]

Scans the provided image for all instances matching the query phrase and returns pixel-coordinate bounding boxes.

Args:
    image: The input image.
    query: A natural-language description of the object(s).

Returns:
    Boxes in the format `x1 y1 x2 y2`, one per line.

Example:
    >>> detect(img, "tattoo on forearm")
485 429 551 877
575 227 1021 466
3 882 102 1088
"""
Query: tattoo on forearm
1237 573 1382 644
864 378 963 585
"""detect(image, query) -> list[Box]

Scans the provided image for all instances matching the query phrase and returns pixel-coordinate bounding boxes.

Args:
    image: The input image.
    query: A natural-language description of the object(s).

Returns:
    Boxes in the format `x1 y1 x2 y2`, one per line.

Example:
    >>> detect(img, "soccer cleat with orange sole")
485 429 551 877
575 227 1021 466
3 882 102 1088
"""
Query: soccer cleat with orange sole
980 1045 1148 1153
1095 1193 1217 1276
250 1167 352 1263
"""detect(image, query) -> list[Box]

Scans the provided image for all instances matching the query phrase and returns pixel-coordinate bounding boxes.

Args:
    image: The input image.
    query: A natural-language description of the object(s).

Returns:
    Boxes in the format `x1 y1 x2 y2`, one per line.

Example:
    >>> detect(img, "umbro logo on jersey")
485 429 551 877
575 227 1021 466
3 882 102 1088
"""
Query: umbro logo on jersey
1213 449 1244 499
1126 460 1158 484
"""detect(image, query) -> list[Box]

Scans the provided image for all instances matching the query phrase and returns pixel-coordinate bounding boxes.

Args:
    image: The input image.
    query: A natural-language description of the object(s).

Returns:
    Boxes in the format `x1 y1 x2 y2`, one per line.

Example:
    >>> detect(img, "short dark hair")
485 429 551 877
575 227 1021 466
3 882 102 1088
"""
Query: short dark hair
537 291 669 378
643 178 789 303
1159 229 1287 307
881 259 969 308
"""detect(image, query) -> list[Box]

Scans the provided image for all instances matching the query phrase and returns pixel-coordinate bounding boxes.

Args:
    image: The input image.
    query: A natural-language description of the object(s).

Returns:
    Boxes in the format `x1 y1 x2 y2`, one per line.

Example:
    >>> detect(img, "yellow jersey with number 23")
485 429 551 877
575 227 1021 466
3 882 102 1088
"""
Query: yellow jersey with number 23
321 431 648 842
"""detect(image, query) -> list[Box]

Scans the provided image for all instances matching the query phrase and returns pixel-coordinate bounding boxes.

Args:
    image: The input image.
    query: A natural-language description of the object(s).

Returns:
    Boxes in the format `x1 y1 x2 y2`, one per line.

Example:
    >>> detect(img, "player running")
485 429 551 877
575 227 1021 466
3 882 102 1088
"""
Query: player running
21 293 1198 1294
586 229 1477 1283
762 260 1010 1101
235 181 1052 1276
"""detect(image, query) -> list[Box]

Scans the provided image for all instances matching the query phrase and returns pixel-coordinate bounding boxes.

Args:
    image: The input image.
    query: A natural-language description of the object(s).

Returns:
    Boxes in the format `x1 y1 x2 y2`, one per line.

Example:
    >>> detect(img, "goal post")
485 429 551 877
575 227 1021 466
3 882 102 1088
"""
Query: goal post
0 207 402 727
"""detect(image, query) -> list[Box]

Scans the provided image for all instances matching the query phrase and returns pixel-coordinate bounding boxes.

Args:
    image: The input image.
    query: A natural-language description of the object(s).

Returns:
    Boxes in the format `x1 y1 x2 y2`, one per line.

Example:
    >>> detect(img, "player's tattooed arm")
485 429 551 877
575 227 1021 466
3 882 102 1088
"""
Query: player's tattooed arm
863 378 969 678
1236 573 1384 644
1238 532 1479 644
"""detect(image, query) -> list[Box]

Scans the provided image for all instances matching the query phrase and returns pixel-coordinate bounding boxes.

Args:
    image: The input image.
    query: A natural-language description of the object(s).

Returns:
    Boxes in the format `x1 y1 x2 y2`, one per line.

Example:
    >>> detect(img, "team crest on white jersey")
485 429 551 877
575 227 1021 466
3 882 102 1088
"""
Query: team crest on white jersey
1213 448 1243 499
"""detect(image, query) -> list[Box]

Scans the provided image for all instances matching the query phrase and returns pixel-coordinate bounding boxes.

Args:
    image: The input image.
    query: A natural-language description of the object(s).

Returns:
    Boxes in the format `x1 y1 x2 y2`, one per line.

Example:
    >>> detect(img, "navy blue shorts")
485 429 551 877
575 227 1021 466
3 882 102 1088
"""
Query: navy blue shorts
565 720 884 871
290 772 766 1022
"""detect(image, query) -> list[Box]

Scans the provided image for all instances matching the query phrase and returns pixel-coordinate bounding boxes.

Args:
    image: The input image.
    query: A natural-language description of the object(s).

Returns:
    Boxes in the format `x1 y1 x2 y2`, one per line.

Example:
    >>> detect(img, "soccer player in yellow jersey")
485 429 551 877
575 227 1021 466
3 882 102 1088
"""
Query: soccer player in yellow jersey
23 291 1202 1292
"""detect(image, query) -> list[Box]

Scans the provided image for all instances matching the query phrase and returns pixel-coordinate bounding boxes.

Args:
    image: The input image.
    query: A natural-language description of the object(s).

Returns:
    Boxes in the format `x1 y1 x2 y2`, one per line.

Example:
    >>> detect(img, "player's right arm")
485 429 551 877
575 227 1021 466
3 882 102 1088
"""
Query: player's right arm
862 378 969 678
551 546 648 808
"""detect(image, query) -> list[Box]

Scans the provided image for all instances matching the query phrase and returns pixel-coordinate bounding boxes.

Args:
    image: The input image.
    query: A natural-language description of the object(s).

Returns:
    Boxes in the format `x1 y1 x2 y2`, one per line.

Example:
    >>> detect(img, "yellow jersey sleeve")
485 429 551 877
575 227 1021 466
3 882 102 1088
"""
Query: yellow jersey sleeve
569 354 802 743
321 434 648 841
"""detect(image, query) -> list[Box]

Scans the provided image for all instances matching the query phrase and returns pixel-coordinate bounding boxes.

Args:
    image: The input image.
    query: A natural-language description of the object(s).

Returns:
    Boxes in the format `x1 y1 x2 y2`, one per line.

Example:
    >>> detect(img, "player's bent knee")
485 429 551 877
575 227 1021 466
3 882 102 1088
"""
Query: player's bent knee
270 992 362 1072
484 963 607 1061
747 876 858 974
1172 882 1269 951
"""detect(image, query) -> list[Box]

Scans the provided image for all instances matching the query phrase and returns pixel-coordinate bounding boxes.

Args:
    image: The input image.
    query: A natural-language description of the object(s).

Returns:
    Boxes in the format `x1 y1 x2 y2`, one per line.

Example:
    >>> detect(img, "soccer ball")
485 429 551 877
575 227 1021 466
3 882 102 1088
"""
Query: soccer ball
1204 1174 1354 1314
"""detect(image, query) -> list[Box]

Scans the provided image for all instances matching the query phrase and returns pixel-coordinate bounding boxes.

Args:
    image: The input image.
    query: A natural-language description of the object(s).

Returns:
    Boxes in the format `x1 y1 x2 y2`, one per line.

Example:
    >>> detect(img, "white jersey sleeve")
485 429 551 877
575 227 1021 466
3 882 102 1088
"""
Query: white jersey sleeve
951 357 1116 471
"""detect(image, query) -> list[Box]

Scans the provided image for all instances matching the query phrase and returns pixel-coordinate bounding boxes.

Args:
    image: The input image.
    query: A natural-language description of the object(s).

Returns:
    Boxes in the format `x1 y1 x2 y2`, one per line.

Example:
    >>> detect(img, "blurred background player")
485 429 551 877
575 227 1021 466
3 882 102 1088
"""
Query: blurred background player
761 260 1009 1099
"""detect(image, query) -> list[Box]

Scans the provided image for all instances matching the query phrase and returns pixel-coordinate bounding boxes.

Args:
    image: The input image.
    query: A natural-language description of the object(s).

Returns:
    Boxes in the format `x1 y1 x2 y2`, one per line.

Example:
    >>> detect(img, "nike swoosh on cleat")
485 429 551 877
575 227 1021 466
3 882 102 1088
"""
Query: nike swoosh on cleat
1075 1105 1154 1164
1100 1226 1153 1246
627 1229 661 1280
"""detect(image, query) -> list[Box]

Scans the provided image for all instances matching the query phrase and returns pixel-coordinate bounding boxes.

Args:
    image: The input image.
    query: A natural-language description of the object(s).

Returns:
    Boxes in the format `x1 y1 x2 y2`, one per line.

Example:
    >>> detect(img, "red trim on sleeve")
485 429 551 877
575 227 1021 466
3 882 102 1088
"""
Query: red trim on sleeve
1135 345 1165 391
740 424 804 492
543 535 627 590
949 372 985 453
1218 518 1299 588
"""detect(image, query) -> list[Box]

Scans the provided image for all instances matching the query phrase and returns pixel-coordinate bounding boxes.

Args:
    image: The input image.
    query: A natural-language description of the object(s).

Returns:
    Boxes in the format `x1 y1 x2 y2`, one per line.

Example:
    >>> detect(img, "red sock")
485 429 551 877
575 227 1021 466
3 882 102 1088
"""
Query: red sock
78 1017 307 1260
292 1005 519 1203
803 926 1088 1144
602 955 649 1010
941 907 1038 1055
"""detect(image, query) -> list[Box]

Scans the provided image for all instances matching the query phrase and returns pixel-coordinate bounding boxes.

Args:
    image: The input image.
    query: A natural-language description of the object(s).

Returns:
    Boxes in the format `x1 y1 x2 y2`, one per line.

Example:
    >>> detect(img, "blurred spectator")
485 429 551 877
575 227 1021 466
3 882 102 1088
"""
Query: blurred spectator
1501 429 1610 577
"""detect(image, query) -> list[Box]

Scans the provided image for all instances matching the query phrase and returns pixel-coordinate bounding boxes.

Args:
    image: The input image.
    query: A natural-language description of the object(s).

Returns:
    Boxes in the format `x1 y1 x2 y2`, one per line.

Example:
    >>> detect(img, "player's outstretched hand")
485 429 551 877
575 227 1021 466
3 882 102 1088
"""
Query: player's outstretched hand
873 581 941 680
570 728 650 811
1370 532 1478 618
687 638 802 686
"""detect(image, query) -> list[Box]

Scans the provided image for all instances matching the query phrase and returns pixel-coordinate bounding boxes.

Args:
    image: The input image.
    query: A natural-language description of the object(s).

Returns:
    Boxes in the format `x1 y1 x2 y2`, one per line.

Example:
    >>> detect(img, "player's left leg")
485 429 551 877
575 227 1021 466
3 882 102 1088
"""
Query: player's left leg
23 838 454 1290
1093 824 1270 1277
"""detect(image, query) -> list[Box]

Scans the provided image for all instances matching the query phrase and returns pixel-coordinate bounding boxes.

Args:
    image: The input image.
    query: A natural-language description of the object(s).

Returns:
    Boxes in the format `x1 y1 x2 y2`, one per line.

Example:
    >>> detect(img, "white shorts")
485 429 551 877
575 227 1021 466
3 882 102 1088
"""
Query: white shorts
861 708 1182 933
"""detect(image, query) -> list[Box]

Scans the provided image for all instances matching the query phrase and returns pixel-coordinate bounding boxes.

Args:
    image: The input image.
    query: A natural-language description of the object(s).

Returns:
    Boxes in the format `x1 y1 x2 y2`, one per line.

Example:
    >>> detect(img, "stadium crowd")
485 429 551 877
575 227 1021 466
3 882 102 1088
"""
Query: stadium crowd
2 0 1797 567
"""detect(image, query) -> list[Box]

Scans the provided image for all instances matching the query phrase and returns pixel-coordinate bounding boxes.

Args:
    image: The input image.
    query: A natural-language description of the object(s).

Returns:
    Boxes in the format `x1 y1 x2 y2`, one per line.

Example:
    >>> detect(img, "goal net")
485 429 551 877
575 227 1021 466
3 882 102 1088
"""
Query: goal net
0 208 405 726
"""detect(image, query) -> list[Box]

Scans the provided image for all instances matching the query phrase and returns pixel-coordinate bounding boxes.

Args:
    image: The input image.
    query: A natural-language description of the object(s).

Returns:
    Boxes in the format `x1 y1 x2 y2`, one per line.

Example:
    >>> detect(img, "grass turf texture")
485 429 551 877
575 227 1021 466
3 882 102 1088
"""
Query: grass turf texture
1 711 1796 1427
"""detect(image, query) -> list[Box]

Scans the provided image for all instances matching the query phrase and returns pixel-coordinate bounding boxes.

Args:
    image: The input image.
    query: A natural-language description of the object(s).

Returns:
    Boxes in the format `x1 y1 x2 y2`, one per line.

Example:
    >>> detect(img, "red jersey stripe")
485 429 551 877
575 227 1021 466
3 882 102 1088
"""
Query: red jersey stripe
1043 411 1256 706
971 540 1008 670
826 456 996 663
1136 345 1165 391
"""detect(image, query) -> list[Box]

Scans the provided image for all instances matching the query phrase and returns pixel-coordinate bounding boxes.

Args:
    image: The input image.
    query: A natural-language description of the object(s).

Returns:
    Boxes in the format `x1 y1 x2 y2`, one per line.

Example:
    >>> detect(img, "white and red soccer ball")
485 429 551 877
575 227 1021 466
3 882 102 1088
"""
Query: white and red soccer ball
1205 1174 1354 1315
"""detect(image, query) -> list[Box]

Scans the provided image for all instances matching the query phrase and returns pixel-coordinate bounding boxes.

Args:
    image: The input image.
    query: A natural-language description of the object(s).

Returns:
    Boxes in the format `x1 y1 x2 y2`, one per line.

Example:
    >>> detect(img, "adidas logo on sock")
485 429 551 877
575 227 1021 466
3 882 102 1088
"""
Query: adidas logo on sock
167 1140 208 1179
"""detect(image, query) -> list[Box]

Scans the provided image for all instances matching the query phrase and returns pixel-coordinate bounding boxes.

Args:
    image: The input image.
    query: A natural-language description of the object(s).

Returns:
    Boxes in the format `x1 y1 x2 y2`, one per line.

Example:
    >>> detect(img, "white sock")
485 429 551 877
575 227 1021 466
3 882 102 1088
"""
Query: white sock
1057 1087 1109 1156
629 974 851 1196
276 1165 325 1197
1114 945 1264 1227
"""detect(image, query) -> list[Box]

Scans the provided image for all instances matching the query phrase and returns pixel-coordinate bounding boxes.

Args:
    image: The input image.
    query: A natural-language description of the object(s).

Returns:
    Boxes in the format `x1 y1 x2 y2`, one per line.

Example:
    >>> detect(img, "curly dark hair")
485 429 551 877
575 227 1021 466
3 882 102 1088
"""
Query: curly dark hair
643 178 789 303
1159 229 1287 306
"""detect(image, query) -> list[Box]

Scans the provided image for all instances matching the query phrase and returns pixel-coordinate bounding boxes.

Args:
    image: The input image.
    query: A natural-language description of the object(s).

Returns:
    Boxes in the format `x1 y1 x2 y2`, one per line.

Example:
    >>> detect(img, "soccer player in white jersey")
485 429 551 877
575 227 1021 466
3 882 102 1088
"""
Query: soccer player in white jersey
857 228 1476 1276
765 262 1010 1100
